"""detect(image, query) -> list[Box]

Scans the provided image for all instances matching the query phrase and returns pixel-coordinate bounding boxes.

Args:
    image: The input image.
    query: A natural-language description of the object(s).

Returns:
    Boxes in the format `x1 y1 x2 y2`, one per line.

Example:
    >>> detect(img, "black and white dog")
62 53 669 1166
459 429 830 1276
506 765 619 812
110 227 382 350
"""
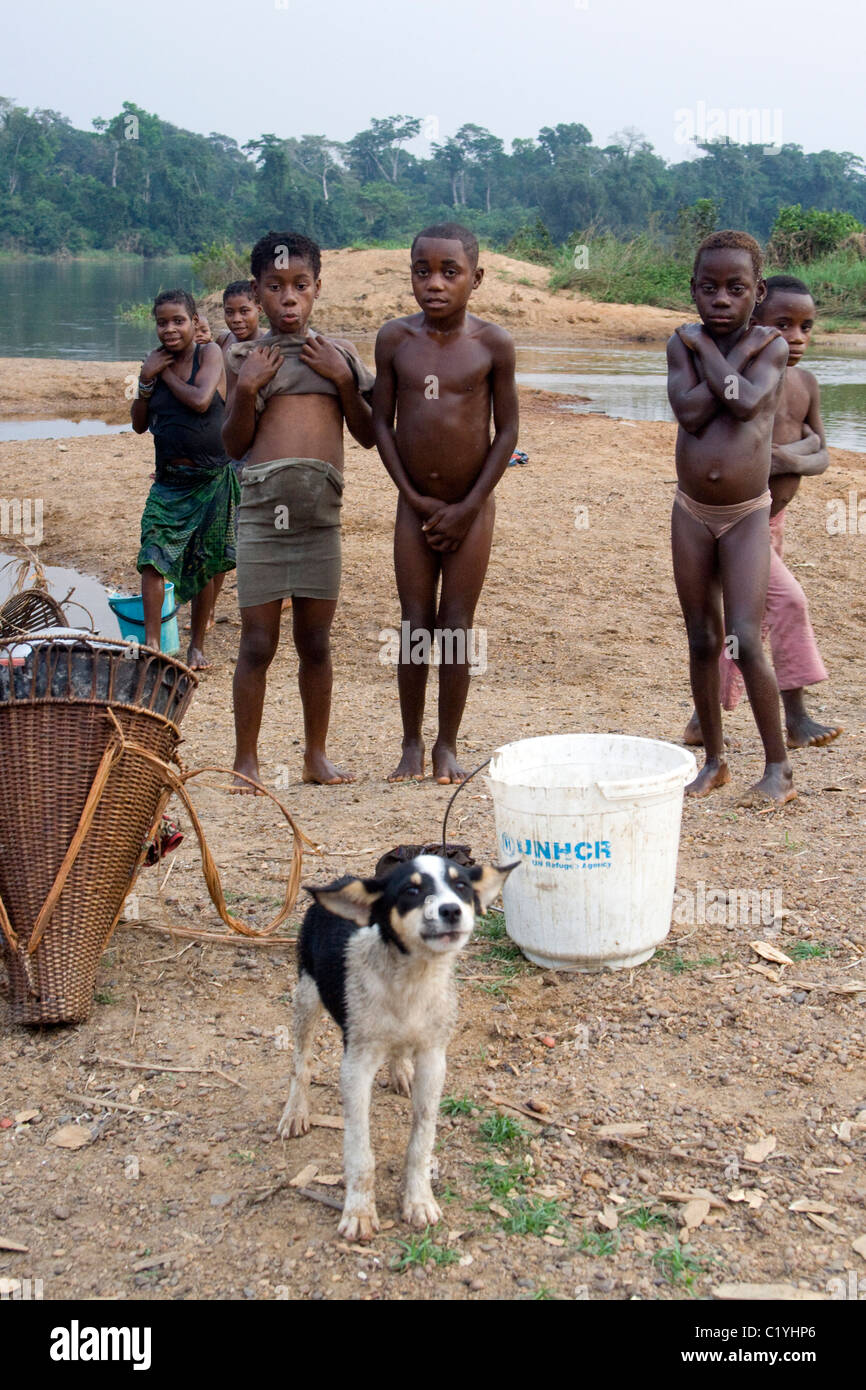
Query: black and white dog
277 854 518 1241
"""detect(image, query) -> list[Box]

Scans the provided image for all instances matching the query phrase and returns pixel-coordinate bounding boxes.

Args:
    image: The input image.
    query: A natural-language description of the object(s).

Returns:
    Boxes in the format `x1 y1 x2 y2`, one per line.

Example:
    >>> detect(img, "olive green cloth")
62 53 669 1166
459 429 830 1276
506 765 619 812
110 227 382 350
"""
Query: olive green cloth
236 458 344 607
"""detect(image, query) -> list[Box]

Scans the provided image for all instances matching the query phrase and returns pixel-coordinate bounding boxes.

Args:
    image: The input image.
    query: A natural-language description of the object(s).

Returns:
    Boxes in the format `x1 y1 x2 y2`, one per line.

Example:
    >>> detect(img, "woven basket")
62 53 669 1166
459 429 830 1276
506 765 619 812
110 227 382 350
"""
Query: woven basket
0 589 67 640
0 637 197 1024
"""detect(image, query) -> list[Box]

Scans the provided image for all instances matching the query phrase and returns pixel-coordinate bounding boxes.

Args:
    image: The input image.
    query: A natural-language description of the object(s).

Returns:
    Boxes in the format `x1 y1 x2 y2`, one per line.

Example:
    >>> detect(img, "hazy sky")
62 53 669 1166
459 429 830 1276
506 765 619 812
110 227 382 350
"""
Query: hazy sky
5 0 864 165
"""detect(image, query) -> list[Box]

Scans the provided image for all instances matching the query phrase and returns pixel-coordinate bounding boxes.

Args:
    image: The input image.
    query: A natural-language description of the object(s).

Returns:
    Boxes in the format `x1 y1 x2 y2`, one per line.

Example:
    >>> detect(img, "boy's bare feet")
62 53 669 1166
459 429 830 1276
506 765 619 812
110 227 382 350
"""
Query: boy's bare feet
302 753 355 785
786 715 842 748
432 742 467 785
387 740 425 782
231 758 264 794
683 711 703 746
781 688 841 747
685 759 731 798
186 645 211 671
736 762 797 807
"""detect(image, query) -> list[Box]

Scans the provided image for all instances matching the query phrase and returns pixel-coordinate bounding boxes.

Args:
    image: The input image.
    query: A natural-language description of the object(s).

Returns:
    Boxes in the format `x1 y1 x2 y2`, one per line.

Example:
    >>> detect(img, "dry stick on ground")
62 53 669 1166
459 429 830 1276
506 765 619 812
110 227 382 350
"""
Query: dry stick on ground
63 1091 183 1117
118 920 298 947
594 1134 812 1185
247 1177 343 1213
94 1054 246 1090
130 993 141 1046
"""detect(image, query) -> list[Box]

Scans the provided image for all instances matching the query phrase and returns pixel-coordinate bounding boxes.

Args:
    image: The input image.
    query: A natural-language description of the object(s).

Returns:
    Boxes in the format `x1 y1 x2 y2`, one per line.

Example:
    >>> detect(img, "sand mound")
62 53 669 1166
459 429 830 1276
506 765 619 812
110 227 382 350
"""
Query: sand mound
199 247 685 345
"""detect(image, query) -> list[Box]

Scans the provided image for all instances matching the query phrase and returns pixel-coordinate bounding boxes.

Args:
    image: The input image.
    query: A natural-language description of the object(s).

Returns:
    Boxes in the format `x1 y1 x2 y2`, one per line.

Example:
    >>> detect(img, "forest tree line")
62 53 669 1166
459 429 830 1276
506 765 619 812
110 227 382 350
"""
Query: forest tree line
1 98 865 257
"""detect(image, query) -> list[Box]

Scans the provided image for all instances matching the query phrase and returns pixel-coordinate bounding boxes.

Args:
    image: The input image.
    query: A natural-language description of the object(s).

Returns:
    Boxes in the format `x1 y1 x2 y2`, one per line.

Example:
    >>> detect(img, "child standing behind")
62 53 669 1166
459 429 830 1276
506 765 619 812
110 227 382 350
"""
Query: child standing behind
216 281 264 354
373 224 518 783
132 289 239 670
667 231 795 805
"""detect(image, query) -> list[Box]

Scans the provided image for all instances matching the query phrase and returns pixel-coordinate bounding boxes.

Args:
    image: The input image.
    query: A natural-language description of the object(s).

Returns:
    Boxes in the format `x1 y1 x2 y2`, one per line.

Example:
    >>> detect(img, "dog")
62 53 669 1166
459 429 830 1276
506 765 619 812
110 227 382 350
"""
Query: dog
277 854 518 1241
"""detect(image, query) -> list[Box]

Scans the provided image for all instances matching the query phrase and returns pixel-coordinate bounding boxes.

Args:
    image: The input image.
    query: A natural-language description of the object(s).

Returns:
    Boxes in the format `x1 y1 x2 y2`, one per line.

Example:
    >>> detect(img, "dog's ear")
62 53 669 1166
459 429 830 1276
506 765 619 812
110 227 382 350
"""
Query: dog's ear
468 861 520 913
306 877 384 926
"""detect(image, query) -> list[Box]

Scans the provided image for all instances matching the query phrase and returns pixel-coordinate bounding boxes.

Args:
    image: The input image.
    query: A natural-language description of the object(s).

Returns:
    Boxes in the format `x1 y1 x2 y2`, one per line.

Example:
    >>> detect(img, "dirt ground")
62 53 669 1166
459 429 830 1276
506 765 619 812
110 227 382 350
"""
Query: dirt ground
0 352 865 1303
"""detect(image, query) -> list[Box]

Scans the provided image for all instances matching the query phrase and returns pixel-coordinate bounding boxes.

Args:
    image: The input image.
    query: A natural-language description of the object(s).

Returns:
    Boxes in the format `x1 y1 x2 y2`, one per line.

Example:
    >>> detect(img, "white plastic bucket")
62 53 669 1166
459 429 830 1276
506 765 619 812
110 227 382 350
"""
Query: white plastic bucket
487 734 697 972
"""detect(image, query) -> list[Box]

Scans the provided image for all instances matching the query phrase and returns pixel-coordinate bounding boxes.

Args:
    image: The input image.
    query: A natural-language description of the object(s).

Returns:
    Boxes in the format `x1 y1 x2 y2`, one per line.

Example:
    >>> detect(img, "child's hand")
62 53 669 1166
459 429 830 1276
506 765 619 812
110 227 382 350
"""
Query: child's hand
676 322 706 352
300 335 353 387
408 494 445 521
741 325 783 360
422 501 477 552
237 344 283 393
140 348 174 382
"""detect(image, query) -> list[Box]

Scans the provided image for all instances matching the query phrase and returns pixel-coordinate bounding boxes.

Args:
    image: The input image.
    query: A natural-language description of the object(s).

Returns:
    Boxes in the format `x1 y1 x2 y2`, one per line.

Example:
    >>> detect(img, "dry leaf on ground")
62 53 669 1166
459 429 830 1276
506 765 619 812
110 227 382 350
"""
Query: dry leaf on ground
744 1136 777 1163
48 1124 91 1150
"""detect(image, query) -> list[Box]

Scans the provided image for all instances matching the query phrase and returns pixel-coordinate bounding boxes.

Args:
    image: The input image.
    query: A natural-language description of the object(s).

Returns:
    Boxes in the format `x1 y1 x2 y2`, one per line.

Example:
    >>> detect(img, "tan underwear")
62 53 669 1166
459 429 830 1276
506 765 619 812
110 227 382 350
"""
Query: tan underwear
674 488 772 540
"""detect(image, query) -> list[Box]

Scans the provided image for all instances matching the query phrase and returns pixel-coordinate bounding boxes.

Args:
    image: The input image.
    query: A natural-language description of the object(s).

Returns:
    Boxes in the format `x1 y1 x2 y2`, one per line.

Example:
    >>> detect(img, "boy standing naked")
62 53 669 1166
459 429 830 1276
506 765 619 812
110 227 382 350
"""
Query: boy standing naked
222 232 375 788
373 224 518 783
667 230 795 805
683 275 840 750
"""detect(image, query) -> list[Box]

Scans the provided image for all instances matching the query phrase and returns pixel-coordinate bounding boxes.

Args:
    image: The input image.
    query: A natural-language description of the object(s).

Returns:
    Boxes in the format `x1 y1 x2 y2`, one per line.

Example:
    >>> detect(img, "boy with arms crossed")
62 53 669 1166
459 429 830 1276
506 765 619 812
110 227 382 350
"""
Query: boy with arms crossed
374 224 518 784
684 275 839 749
667 231 796 805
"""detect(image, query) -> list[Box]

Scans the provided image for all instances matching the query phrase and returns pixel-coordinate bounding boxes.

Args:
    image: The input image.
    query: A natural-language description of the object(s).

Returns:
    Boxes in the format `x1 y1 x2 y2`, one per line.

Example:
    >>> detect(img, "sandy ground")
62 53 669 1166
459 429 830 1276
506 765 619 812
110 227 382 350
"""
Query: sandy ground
0 361 865 1303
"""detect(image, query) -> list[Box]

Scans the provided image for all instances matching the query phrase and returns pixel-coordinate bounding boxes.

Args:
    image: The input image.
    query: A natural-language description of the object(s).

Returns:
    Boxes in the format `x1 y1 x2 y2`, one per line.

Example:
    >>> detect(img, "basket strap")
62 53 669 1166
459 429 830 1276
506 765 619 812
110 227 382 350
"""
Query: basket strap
0 889 19 952
27 736 125 956
102 710 318 937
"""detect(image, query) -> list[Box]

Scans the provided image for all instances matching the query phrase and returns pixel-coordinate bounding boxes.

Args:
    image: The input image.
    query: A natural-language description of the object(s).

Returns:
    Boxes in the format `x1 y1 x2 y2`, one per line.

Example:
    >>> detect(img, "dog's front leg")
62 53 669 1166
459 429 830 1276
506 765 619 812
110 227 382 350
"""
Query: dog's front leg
402 1046 447 1228
339 1045 383 1242
277 973 322 1139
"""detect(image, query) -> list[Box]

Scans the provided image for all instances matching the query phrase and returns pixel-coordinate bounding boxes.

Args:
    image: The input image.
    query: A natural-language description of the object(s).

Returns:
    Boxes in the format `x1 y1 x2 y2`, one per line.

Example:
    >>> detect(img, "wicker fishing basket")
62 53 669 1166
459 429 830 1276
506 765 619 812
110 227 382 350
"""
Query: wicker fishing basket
0 635 197 1024
0 588 67 639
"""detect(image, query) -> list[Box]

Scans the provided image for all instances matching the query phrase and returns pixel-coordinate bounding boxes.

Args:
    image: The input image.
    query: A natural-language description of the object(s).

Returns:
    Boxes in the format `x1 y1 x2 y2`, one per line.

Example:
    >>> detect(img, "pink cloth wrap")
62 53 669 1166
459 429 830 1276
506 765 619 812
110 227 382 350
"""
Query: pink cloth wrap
720 508 828 708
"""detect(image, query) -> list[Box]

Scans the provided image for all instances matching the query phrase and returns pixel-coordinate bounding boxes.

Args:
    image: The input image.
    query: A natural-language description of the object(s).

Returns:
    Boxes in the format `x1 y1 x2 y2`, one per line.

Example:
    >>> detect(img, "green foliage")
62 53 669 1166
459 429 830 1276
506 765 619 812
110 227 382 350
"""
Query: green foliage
651 949 718 973
478 1113 528 1149
577 1227 621 1256
476 908 507 941
549 231 692 307
190 240 250 292
117 300 152 323
500 1195 565 1236
473 1157 532 1199
440 1094 478 1116
788 940 832 960
390 1228 459 1271
769 204 863 264
674 198 720 262
505 217 556 264
653 1236 711 1293
3 97 866 313
621 1205 673 1230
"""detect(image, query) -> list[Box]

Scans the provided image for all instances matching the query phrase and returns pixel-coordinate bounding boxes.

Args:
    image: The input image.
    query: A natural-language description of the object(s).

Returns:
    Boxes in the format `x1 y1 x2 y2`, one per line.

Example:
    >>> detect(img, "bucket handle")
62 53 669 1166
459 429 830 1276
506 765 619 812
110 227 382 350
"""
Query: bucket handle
107 605 180 630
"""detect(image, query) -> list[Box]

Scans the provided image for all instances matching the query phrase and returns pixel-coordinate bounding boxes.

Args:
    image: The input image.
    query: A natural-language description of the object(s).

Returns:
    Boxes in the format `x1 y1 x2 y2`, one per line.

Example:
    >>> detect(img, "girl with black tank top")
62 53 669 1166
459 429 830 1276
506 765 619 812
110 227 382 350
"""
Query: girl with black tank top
131 290 239 669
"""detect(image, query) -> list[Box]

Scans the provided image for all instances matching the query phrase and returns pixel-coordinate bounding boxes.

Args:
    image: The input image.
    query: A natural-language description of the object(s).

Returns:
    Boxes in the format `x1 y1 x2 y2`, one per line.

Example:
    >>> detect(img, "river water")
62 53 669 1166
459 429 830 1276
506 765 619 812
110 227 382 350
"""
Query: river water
1 258 864 450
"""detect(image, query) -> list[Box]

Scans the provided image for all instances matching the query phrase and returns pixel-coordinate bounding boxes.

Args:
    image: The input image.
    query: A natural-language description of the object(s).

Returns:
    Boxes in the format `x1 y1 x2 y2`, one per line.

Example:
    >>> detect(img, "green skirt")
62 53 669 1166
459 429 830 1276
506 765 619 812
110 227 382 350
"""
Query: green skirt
137 461 240 604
